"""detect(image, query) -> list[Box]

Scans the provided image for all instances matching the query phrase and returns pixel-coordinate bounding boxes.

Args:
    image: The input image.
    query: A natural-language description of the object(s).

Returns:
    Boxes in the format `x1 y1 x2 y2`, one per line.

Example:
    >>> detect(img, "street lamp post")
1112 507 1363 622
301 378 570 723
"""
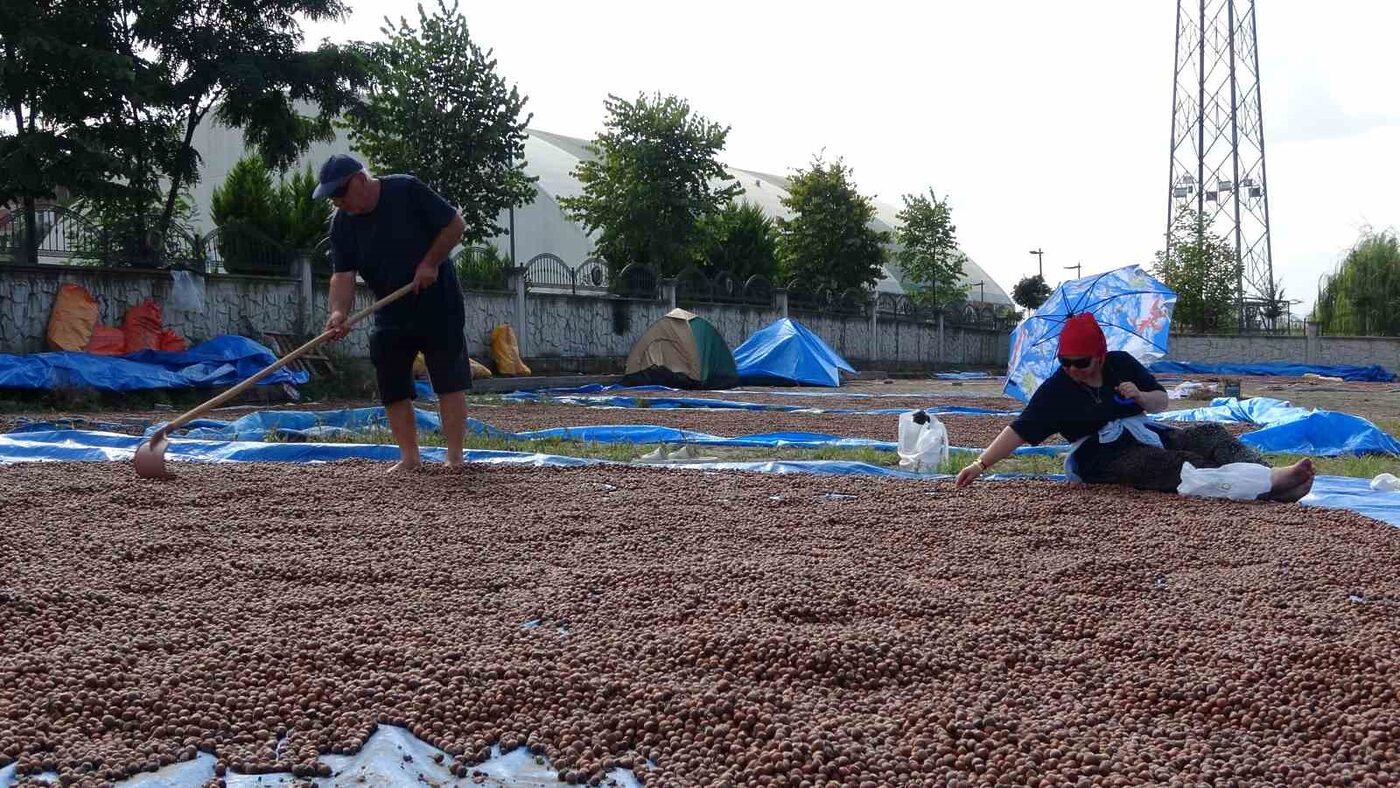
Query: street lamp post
969 280 985 304
1065 262 1082 280
1028 248 1043 278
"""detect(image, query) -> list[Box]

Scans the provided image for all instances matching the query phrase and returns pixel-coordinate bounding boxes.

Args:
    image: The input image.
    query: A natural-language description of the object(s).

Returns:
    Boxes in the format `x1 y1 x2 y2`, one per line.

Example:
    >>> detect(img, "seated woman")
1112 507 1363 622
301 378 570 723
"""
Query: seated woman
955 313 1315 502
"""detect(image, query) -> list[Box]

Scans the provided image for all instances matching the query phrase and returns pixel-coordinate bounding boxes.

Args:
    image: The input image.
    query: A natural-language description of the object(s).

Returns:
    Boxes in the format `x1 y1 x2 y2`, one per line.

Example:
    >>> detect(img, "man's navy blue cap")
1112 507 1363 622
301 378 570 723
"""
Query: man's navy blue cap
313 153 365 199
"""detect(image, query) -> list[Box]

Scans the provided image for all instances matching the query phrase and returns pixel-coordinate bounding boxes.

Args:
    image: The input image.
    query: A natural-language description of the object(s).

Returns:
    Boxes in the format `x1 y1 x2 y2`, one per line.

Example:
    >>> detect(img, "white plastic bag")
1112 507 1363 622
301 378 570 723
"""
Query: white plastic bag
897 410 948 473
168 269 206 313
1176 461 1272 500
1370 473 1400 492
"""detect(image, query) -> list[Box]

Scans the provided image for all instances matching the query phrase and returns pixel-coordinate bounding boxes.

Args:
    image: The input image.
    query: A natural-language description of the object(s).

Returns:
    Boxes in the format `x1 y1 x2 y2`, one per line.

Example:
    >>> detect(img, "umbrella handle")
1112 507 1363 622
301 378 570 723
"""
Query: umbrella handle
1113 394 1135 406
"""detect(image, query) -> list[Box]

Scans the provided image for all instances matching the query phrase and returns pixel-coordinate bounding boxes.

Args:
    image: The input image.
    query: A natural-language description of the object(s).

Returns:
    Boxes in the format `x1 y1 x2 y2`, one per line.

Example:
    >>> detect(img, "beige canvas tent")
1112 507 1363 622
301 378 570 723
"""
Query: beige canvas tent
622 309 739 389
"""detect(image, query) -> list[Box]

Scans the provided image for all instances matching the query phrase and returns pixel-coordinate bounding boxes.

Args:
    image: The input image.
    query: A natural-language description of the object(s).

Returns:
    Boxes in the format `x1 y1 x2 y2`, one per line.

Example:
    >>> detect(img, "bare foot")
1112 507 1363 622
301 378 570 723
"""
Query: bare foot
1272 478 1314 503
445 460 466 471
1267 459 1314 502
388 459 422 474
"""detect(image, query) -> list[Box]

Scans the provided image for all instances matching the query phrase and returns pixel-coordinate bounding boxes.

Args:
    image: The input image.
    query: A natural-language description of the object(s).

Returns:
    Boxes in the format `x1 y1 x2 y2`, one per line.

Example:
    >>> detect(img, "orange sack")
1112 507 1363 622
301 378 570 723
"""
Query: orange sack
156 328 188 352
45 284 100 351
121 298 164 353
86 326 127 356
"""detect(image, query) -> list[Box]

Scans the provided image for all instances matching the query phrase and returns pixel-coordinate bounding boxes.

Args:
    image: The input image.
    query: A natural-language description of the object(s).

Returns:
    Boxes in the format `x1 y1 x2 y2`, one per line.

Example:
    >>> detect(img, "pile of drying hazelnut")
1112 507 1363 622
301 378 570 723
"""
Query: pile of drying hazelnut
1 461 1396 785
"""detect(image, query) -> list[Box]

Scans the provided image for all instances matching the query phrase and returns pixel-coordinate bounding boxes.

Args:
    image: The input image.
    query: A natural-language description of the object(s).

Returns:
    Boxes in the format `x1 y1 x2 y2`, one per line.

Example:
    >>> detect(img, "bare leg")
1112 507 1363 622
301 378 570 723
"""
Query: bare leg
385 399 421 472
439 390 467 467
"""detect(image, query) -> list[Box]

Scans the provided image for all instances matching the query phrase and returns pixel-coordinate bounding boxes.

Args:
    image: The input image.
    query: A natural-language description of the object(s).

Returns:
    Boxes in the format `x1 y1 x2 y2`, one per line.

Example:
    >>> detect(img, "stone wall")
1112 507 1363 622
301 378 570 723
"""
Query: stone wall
1167 333 1400 372
0 265 307 354
0 264 1011 372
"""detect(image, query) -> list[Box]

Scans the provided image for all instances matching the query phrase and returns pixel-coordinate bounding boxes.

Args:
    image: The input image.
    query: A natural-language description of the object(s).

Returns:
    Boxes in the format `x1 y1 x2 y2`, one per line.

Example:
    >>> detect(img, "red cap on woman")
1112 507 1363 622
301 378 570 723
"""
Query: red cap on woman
1058 313 1107 357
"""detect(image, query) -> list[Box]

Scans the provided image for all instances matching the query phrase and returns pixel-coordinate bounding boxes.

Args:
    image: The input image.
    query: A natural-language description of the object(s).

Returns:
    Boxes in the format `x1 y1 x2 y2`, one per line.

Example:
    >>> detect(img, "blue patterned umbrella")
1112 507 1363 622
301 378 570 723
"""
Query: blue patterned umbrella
1004 265 1177 402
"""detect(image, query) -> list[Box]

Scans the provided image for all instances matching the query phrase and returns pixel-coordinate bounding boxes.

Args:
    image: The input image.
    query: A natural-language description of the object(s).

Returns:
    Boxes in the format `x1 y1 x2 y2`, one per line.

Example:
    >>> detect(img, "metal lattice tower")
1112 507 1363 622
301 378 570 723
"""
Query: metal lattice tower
1167 0 1276 328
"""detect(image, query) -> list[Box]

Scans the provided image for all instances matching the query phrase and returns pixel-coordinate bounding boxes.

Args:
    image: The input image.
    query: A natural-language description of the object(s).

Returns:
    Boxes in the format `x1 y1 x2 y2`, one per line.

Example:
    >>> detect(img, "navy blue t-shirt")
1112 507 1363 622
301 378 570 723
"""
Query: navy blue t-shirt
330 175 463 329
1010 351 1166 466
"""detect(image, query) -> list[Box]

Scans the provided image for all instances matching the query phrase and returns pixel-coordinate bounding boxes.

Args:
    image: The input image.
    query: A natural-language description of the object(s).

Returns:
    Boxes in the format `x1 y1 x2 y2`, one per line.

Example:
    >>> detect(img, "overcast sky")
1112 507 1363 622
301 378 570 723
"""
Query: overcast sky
303 1 1400 313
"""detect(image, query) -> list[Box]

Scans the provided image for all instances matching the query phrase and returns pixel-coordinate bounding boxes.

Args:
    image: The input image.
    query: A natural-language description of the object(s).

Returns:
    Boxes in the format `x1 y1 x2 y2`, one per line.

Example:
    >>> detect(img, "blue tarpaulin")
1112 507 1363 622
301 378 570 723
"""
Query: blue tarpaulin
0 335 307 391
1158 396 1400 456
500 390 1020 416
128 407 1047 454
1150 360 1396 383
150 392 1395 458
733 318 856 387
0 429 1395 527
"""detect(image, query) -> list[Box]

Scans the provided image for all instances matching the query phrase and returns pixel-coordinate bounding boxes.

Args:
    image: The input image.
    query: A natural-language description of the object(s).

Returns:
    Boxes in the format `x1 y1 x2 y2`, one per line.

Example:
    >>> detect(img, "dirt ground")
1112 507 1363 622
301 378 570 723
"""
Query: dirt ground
2 462 1397 785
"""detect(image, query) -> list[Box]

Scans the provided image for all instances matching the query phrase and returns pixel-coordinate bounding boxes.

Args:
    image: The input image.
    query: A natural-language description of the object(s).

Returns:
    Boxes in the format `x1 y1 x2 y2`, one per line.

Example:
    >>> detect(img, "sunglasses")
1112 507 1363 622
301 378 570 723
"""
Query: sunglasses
1058 356 1094 369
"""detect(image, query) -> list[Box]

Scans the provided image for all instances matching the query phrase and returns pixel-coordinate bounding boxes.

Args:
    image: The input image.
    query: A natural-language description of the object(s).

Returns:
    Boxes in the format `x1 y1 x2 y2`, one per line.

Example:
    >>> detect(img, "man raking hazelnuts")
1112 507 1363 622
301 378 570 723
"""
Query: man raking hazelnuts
955 313 1315 502
316 154 472 473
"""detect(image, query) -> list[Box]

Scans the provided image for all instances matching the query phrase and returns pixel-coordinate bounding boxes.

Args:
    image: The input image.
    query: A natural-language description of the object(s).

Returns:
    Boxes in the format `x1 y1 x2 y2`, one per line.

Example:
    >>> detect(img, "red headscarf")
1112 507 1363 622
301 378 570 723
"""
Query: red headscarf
1058 313 1107 358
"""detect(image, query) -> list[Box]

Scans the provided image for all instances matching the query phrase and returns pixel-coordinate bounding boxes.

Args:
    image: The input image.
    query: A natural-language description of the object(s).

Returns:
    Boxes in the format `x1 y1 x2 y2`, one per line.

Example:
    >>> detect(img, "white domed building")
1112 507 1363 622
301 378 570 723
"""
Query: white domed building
184 122 1011 307
486 129 1012 307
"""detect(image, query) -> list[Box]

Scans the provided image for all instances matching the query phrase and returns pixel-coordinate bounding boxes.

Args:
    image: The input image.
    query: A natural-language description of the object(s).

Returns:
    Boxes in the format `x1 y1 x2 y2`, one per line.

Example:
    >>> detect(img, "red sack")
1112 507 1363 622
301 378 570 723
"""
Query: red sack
121 298 164 353
156 328 188 353
86 326 127 355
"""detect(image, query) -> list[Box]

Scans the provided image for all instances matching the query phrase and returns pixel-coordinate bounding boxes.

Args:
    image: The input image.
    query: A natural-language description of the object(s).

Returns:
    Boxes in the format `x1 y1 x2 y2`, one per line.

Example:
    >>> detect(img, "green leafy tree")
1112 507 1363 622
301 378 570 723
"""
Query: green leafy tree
1154 207 1241 333
274 166 333 262
210 157 278 234
210 156 331 273
1314 229 1400 336
695 201 779 283
895 189 964 308
342 0 534 244
128 0 367 251
776 155 890 293
561 92 741 276
0 0 153 264
1012 274 1052 310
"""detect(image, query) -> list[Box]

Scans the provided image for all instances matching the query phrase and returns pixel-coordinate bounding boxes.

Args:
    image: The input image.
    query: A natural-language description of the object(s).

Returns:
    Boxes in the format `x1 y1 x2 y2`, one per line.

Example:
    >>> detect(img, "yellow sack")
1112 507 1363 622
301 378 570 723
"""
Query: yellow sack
47 284 100 351
416 352 494 380
490 323 532 376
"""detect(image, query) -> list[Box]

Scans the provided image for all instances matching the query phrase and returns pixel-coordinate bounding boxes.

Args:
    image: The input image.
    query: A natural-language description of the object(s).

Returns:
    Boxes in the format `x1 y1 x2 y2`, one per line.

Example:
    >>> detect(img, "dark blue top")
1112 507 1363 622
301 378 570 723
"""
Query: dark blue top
1010 351 1167 468
330 175 463 329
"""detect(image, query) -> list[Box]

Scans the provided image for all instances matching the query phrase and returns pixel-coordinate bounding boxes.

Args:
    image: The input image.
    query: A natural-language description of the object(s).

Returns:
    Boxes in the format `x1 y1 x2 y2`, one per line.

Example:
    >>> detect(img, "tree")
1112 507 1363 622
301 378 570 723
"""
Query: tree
695 201 779 283
1314 229 1400 336
1154 207 1241 333
895 189 964 308
560 92 740 276
210 155 331 273
0 0 149 264
342 0 535 244
1012 274 1052 311
125 0 367 254
776 155 890 294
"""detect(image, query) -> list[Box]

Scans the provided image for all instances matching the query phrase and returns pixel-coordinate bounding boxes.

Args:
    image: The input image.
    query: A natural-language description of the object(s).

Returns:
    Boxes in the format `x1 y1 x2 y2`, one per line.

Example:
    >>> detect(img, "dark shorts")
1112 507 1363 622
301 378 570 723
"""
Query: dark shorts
369 325 472 405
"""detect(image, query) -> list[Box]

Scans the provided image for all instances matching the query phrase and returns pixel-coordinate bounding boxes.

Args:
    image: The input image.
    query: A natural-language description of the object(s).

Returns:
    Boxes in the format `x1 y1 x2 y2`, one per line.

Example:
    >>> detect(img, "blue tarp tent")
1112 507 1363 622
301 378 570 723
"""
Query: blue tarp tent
0 335 306 391
733 318 855 387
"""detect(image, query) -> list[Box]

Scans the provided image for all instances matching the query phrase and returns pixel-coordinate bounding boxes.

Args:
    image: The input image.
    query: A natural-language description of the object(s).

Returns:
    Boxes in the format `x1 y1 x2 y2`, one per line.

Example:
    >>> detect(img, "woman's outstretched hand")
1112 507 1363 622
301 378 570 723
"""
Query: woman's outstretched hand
955 462 984 488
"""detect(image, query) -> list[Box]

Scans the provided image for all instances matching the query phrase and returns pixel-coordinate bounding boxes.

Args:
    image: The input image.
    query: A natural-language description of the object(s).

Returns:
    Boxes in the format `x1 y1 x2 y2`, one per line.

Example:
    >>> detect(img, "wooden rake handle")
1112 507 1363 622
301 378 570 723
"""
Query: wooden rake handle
152 282 417 439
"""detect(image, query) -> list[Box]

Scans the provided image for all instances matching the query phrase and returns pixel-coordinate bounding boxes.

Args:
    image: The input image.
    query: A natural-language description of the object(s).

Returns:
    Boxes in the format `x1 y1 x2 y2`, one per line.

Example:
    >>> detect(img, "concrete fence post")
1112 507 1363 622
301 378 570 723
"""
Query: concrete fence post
937 312 945 369
774 288 789 319
296 255 313 336
507 265 529 358
660 278 677 311
868 292 879 364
